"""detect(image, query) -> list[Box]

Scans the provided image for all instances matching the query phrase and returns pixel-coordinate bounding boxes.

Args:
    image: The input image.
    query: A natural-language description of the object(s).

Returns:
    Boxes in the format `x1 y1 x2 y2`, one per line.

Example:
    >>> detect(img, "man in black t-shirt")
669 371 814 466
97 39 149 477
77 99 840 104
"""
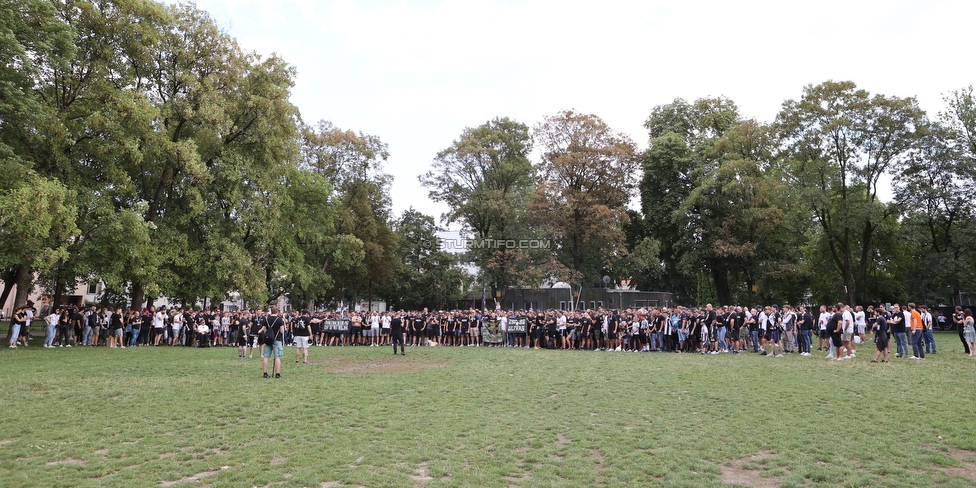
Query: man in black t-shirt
236 314 250 358
888 304 907 358
871 309 889 362
248 310 266 358
390 311 405 355
292 310 313 364
797 305 813 356
827 304 844 360
261 307 285 379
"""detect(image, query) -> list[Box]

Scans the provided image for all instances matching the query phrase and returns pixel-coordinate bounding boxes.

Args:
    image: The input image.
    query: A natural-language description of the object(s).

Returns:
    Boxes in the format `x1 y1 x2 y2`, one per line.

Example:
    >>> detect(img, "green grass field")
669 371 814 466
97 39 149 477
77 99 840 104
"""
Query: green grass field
1 333 975 487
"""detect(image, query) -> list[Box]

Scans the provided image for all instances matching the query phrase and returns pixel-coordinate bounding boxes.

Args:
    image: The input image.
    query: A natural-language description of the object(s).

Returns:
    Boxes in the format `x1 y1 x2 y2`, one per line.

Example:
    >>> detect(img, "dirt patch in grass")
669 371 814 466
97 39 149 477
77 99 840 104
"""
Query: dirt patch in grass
271 456 286 465
0 439 14 447
46 458 86 466
585 448 606 464
501 470 531 486
95 449 110 456
314 357 450 375
720 451 779 488
408 461 433 486
158 466 229 486
941 448 976 482
555 433 569 448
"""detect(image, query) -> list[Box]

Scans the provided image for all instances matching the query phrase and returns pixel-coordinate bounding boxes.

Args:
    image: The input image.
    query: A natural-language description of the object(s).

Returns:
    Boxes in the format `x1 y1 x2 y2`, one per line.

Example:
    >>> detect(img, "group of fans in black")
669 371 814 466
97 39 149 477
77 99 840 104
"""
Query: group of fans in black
12 300 974 369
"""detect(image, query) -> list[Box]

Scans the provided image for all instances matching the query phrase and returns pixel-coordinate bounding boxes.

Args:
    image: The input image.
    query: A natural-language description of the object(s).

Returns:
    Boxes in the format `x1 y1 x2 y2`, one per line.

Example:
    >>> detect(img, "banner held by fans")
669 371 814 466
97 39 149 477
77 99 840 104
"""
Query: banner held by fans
481 319 505 344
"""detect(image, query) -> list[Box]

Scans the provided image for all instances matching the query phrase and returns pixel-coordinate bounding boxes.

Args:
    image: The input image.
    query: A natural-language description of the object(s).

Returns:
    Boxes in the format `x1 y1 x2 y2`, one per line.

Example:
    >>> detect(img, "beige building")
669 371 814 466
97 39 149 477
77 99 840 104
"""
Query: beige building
2 281 102 317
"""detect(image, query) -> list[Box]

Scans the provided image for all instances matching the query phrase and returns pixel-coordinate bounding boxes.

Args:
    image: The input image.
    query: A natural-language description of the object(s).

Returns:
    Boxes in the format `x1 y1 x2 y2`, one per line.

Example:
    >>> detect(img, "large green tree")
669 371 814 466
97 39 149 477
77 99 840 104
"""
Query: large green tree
300 120 395 309
678 120 806 305
1 0 166 308
420 117 538 295
532 110 639 293
776 80 926 305
894 87 976 305
379 208 470 311
639 97 740 303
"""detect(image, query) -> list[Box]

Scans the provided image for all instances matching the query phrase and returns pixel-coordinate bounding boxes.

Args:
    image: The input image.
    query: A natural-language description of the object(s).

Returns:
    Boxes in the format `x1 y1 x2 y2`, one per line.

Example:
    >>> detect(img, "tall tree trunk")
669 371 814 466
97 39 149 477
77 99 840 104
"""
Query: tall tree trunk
5 265 31 343
0 267 18 314
52 271 65 309
13 264 31 308
746 278 755 309
710 263 732 306
131 282 146 311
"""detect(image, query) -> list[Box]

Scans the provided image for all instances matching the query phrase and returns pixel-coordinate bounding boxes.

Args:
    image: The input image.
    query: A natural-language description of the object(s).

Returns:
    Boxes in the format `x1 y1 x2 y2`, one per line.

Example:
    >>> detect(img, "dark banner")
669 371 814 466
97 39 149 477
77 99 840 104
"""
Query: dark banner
319 319 350 333
507 318 529 334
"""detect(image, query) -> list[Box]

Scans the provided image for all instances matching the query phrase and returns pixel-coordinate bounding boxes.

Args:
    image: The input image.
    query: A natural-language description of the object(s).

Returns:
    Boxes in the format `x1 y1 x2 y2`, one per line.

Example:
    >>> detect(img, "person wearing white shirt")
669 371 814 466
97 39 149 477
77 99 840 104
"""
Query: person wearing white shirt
171 310 183 346
370 312 380 346
498 314 508 347
44 309 60 348
381 313 391 346
556 313 567 349
854 306 867 353
153 308 166 346
757 307 769 355
841 305 855 359
21 305 35 347
920 305 936 354
818 305 830 354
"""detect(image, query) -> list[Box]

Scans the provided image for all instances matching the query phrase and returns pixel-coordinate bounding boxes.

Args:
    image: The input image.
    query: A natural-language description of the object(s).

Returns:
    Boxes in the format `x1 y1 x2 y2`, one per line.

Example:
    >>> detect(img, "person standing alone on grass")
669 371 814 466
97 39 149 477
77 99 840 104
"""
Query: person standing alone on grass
292 310 313 364
261 307 284 379
391 311 405 355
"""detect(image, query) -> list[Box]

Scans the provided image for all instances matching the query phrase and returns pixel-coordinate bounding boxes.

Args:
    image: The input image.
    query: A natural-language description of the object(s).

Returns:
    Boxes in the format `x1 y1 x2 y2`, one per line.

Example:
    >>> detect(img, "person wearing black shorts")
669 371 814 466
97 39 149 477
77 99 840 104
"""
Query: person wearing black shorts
236 313 250 358
348 312 362 346
829 304 844 360
579 313 592 350
871 309 889 363
427 312 440 345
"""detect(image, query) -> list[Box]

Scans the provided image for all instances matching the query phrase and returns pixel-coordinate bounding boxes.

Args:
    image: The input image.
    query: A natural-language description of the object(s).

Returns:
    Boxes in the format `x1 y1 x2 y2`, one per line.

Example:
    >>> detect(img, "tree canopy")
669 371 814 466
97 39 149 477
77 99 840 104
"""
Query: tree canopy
2 1 973 310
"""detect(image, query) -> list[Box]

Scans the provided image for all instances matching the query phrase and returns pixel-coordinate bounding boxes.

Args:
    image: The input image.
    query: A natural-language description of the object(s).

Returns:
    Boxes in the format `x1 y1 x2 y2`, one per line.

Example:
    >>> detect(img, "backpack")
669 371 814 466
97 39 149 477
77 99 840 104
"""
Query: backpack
260 316 281 346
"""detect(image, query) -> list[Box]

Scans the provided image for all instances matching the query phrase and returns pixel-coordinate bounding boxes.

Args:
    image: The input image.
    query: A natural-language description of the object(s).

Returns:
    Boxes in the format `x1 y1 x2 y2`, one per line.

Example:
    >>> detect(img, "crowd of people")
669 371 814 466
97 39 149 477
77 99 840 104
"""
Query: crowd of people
7 301 976 368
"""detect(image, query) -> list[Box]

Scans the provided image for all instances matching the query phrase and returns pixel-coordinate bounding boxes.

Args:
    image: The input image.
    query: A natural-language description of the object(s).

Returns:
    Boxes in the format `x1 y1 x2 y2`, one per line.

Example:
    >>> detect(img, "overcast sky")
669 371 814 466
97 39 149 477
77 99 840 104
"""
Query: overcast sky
169 0 975 228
